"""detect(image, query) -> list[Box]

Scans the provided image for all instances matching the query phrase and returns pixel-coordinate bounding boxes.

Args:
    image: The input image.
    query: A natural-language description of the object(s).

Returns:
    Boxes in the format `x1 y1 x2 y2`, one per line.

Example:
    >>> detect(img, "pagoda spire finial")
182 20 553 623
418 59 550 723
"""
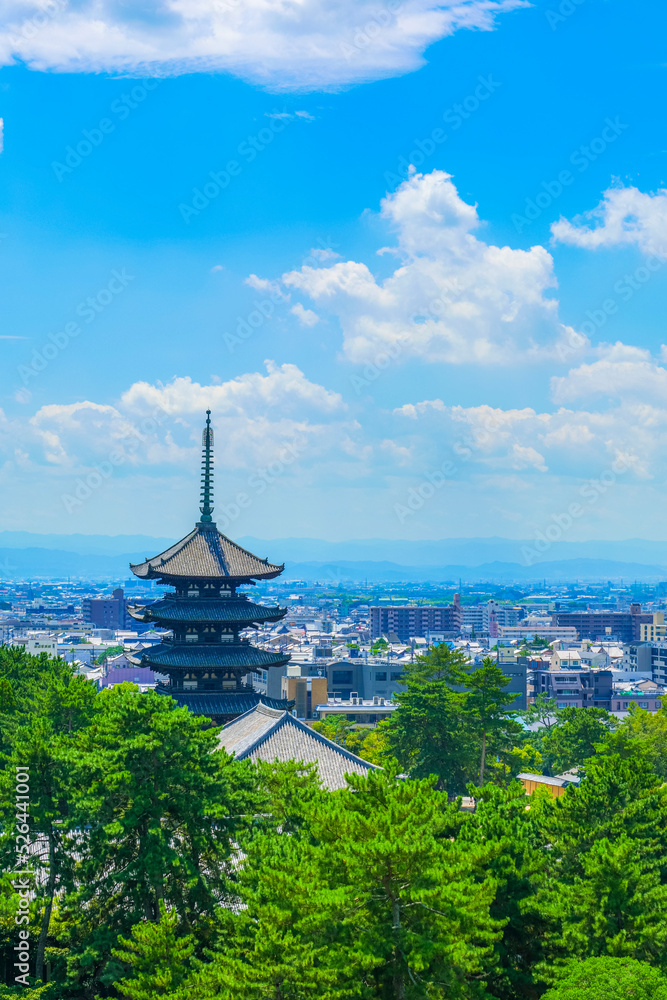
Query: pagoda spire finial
199 410 215 524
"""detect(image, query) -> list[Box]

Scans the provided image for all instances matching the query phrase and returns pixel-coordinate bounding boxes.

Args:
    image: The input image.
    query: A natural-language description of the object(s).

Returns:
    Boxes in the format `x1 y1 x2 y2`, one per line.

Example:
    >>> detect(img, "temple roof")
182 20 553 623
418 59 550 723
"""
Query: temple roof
129 524 284 582
128 597 287 625
164 690 290 718
218 702 377 790
129 411 284 583
129 642 290 671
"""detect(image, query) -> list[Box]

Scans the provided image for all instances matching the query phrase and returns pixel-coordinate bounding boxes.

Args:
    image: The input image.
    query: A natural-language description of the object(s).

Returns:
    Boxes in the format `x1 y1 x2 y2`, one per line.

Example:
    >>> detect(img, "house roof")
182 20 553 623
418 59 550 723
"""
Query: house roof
130 523 284 582
218 702 377 790
517 772 571 788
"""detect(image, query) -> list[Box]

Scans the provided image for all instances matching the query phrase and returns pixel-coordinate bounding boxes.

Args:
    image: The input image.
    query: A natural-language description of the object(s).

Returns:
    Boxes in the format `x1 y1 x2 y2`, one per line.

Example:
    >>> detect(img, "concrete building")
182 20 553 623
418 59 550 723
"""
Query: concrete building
17 634 57 657
640 612 667 642
82 588 130 630
315 697 397 724
552 604 653 643
281 674 328 720
611 679 664 713
460 605 485 633
371 596 461 641
497 625 577 641
532 666 613 710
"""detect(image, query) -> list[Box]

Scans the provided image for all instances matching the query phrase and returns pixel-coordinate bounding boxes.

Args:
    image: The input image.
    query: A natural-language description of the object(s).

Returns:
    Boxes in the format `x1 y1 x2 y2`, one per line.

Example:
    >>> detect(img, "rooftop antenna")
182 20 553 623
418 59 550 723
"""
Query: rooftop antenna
199 410 215 524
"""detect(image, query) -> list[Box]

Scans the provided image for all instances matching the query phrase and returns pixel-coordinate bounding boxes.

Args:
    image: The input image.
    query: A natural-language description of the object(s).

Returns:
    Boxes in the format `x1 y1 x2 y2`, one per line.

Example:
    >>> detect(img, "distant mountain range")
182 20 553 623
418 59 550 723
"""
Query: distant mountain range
2 532 667 583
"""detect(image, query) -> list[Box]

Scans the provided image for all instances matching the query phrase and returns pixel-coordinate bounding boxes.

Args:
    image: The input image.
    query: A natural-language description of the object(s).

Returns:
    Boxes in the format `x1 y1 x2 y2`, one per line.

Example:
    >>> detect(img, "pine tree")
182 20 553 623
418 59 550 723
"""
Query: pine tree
60 683 257 989
540 956 667 999
113 901 195 1000
461 659 523 785
383 644 477 793
187 769 502 999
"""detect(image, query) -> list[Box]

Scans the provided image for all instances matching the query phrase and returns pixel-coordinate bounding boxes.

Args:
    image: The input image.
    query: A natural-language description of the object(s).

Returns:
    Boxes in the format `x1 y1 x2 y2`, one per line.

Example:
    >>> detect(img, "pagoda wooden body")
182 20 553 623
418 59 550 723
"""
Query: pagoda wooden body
127 412 290 723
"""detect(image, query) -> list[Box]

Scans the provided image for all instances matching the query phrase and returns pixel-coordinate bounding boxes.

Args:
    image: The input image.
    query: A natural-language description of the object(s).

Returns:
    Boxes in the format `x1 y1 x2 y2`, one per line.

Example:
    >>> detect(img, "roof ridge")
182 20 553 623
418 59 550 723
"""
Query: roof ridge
216 529 283 570
245 708 379 770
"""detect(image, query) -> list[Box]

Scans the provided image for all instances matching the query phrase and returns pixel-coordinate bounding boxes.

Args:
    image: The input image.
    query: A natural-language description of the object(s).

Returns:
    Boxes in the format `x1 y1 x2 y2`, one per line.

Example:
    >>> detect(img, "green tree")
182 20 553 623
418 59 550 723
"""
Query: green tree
458 781 550 1000
599 705 667 779
184 769 501 999
540 956 667 1000
528 752 667 972
113 901 196 999
0 672 96 983
61 684 257 992
540 707 616 775
0 720 73 983
522 693 559 734
461 659 523 785
311 716 393 766
383 644 477 793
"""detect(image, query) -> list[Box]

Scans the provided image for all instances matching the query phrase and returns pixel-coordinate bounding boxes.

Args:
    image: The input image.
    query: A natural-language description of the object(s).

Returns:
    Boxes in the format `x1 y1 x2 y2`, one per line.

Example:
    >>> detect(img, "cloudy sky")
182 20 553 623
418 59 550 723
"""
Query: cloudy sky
1 0 667 544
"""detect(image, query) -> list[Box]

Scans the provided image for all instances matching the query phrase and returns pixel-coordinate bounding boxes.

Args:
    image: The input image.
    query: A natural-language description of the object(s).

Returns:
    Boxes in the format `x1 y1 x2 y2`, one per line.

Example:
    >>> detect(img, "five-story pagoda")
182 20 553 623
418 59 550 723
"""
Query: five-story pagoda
127 411 291 724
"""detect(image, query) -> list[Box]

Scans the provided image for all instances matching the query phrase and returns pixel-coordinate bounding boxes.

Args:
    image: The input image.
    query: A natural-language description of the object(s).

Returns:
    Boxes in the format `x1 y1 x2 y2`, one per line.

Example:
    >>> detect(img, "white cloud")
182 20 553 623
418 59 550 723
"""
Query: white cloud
0 0 528 90
282 170 584 365
551 184 667 257
0 118 4 154
551 353 667 404
390 382 667 483
291 303 320 327
244 274 287 299
0 363 354 479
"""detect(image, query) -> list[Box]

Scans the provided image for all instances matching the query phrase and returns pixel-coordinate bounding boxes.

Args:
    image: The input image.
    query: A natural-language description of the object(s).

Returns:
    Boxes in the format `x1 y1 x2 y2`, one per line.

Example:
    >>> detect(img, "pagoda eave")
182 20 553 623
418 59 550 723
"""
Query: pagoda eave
130 643 290 672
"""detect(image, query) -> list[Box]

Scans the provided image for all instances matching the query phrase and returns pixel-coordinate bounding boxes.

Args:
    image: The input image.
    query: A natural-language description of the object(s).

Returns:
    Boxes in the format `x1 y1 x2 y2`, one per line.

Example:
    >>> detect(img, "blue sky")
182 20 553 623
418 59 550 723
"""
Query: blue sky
1 0 667 546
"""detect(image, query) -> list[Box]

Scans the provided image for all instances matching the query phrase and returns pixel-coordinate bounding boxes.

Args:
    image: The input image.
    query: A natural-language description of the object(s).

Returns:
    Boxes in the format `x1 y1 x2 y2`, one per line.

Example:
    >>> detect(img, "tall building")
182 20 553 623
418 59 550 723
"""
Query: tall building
370 596 461 642
82 588 129 629
552 605 652 643
127 412 291 724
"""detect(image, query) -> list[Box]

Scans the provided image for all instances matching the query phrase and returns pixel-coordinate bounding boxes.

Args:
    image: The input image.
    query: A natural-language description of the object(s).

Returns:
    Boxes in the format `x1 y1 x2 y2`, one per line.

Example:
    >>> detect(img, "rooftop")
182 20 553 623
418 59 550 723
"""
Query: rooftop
219 701 377 790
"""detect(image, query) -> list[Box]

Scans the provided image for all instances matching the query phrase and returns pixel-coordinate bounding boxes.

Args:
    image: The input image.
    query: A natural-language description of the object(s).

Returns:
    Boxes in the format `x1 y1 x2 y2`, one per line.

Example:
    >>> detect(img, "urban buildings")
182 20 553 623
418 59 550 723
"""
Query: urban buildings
551 604 653 642
371 596 461 641
82 588 130 629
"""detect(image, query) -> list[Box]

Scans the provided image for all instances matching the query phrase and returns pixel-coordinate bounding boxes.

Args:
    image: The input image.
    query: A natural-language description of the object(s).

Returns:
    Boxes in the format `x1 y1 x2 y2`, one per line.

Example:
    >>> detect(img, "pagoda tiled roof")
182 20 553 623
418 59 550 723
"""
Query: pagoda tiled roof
130 642 290 671
218 702 377 790
128 597 286 626
164 690 290 718
130 524 284 582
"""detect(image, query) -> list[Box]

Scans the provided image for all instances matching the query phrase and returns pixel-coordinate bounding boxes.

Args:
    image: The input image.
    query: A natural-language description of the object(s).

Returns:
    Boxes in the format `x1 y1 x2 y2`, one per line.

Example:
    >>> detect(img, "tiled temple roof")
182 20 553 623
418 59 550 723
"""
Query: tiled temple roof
127 597 287 625
165 690 289 717
129 642 290 671
219 702 377 791
130 525 284 582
